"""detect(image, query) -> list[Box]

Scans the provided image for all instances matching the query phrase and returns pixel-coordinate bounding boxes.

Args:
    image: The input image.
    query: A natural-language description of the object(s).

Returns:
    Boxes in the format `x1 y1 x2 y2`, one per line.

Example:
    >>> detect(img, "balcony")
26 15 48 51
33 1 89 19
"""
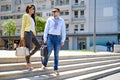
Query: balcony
55 2 69 9
15 0 21 5
72 16 85 22
0 0 11 3
72 3 86 10
0 11 12 14
37 6 54 12
61 15 69 21
24 0 33 4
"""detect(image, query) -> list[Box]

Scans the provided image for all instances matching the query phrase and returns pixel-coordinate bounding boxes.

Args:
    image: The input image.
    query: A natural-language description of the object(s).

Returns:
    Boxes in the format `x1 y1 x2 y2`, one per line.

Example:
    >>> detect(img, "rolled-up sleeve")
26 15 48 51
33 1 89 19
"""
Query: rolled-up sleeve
44 19 49 41
61 20 66 42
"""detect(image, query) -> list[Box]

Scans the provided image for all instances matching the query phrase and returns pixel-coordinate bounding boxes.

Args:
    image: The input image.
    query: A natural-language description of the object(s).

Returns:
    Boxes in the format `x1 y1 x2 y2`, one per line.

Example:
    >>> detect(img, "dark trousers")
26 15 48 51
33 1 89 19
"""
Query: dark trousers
24 31 40 63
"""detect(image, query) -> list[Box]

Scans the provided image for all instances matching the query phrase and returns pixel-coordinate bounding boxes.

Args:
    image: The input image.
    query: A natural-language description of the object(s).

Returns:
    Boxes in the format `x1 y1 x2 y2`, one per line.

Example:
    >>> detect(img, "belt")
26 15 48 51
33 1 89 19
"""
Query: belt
48 34 60 37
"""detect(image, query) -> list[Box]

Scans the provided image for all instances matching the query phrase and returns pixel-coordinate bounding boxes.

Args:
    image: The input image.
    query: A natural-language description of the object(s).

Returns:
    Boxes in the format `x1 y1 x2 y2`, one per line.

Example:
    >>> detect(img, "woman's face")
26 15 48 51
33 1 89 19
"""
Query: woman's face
29 6 35 14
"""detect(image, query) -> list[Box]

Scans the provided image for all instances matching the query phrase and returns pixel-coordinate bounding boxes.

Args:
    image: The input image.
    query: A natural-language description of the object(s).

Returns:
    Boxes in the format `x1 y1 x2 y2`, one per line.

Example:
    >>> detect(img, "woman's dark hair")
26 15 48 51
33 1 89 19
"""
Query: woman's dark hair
26 5 36 25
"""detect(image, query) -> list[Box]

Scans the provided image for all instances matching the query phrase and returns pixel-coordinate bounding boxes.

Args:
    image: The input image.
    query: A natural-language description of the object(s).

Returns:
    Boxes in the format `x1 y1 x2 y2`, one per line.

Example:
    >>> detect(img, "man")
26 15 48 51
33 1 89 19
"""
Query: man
42 8 66 75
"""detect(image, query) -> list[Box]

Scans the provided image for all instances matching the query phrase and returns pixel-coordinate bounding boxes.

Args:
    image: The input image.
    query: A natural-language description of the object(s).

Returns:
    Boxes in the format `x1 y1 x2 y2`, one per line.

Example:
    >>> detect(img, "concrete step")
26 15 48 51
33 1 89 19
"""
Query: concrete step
43 63 120 80
0 56 120 72
0 54 120 79
98 72 120 80
0 59 120 79
64 67 120 80
13 62 120 80
0 54 120 63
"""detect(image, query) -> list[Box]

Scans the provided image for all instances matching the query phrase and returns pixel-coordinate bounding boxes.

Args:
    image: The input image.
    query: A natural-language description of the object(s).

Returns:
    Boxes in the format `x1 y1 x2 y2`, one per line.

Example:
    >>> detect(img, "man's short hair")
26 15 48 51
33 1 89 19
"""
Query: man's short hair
52 8 60 12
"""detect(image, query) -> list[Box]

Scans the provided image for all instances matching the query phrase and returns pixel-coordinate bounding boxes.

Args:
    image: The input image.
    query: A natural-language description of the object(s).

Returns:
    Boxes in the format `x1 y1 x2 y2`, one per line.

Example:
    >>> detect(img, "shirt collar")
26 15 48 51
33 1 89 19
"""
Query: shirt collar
52 16 60 20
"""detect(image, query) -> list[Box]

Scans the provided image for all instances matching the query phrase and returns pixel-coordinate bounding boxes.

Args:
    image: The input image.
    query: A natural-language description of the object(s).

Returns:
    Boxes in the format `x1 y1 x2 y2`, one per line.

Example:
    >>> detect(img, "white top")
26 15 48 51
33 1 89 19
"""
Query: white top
44 16 66 42
30 17 35 32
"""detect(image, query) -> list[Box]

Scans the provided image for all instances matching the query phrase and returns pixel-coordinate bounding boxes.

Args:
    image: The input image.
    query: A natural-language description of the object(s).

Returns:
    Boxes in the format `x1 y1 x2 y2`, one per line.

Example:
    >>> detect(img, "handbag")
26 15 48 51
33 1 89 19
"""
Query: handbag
15 40 29 56
40 44 48 59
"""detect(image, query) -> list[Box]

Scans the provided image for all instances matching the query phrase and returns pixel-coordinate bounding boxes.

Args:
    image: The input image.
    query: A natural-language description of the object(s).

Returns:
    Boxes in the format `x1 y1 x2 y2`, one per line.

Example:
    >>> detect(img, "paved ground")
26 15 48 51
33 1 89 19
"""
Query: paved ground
0 50 118 58
0 50 120 80
98 72 120 80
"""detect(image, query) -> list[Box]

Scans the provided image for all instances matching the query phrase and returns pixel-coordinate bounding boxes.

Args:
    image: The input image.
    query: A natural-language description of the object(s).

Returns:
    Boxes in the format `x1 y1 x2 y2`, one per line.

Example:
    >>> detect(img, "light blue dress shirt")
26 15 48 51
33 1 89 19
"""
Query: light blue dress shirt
44 16 66 42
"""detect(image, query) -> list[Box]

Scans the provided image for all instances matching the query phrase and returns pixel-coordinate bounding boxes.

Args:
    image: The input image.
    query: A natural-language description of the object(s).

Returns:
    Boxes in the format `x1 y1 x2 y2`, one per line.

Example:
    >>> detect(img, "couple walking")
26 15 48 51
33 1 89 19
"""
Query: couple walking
20 4 66 75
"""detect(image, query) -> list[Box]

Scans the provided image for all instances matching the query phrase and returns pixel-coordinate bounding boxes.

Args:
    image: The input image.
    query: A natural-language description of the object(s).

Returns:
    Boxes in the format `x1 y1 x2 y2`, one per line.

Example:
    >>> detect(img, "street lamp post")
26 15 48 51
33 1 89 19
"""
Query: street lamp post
93 0 96 53
8 27 10 50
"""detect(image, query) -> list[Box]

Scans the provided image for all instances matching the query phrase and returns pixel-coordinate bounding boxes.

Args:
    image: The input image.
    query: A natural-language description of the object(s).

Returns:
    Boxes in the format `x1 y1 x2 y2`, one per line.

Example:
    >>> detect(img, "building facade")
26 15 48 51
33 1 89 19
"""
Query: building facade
0 0 120 51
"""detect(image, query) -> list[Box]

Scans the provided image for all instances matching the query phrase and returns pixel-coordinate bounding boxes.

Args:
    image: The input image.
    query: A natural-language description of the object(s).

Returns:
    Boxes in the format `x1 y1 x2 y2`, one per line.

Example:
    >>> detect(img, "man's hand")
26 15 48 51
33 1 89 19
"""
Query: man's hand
61 42 64 46
44 41 47 44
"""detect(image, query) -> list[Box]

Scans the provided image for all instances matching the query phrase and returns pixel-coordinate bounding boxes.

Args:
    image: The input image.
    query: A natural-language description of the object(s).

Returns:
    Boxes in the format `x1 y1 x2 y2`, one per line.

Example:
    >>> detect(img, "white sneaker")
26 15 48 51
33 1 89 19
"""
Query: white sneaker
28 67 33 71
41 64 46 70
54 70 59 76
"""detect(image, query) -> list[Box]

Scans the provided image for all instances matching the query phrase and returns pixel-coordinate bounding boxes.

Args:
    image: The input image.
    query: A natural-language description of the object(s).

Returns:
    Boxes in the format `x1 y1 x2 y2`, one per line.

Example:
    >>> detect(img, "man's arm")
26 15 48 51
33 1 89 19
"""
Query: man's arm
44 19 50 43
61 20 66 46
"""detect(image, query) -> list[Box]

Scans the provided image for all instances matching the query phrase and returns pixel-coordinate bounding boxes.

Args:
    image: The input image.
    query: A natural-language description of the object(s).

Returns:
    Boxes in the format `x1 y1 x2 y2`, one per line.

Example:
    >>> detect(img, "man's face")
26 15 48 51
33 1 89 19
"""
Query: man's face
52 9 59 17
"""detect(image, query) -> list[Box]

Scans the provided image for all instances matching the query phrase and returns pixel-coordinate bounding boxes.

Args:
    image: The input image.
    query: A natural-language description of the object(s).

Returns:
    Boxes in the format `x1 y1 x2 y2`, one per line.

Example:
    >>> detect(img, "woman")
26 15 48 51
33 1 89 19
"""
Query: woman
21 5 40 70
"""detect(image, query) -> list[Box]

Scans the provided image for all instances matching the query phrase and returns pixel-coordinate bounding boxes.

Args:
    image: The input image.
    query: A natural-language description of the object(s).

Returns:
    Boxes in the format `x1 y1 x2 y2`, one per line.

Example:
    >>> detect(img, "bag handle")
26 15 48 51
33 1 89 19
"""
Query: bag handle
18 39 25 47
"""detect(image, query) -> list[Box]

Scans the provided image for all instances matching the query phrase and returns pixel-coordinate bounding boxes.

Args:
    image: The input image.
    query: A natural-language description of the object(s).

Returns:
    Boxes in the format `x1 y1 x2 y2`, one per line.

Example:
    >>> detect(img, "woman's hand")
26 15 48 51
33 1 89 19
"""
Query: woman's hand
21 37 24 41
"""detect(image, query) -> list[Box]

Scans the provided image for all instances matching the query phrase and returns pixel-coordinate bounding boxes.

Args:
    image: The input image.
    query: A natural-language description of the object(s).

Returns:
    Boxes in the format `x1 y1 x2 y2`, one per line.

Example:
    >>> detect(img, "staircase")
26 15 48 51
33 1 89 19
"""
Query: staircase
0 53 120 80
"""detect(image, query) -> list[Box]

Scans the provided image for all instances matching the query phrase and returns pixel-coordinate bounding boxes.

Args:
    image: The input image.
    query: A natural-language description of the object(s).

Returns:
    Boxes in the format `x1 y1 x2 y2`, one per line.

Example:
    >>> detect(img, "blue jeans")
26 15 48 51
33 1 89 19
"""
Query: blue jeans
42 34 61 70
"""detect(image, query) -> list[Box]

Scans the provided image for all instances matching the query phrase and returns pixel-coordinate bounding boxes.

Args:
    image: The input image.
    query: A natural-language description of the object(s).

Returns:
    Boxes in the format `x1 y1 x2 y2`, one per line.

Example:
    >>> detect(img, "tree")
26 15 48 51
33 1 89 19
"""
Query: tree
2 19 16 36
35 16 46 33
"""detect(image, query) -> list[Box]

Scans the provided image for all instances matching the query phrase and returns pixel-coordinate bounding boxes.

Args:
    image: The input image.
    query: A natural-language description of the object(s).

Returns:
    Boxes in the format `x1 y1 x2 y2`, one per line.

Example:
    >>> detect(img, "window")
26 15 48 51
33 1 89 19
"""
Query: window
40 13 42 17
1 5 11 11
17 29 20 33
74 11 78 18
80 24 84 31
4 16 8 19
8 16 12 19
65 11 69 15
66 24 69 32
60 0 63 5
37 7 41 10
42 5 46 9
55 0 59 5
51 1 54 5
46 13 51 16
60 12 64 15
80 1 85 6
24 0 33 3
80 10 84 16
46 13 48 16
66 37 69 40
16 0 21 4
17 15 22 19
10 16 13 19
49 13 51 16
66 0 69 4
1 16 4 20
74 25 78 33
18 7 20 11
37 13 42 17
75 0 78 4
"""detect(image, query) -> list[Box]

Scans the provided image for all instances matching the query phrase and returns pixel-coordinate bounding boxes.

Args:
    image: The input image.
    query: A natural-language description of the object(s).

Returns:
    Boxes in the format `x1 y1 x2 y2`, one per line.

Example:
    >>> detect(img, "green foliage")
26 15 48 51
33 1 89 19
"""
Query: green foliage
35 16 46 33
2 19 16 36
